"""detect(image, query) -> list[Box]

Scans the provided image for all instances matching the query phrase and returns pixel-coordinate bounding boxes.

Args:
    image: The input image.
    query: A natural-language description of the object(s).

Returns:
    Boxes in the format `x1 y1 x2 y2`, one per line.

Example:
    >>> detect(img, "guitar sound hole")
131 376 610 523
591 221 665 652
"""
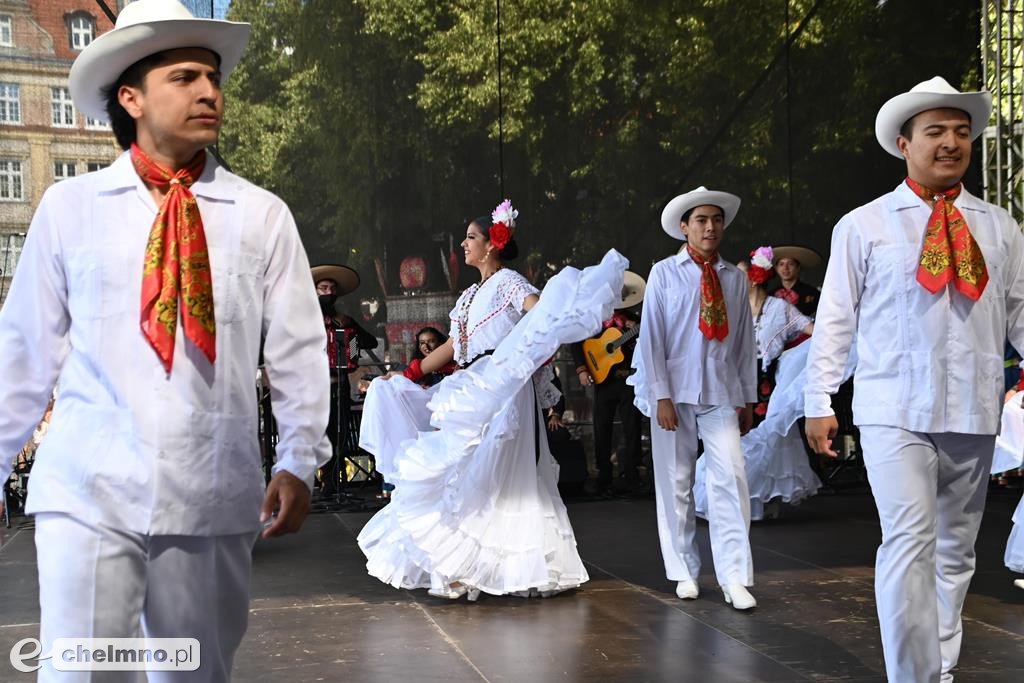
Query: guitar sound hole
605 344 614 353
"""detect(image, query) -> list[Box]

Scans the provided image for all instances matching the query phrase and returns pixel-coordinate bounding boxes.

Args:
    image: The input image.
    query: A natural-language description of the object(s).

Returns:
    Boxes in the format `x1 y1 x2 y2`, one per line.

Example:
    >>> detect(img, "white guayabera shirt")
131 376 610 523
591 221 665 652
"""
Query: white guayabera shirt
629 249 758 415
0 151 331 535
804 182 1024 435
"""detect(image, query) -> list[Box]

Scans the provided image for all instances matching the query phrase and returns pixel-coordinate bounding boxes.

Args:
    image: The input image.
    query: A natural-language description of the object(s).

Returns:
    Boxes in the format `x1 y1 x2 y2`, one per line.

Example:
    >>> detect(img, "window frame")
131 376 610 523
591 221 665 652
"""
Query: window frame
53 160 77 182
0 159 25 202
68 13 95 51
50 86 76 128
0 15 13 48
0 82 20 125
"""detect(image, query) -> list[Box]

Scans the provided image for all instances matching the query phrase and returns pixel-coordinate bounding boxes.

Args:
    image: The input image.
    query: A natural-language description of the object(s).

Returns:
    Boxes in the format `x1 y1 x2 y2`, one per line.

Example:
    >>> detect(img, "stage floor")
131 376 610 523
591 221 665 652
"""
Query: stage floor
2 488 1023 682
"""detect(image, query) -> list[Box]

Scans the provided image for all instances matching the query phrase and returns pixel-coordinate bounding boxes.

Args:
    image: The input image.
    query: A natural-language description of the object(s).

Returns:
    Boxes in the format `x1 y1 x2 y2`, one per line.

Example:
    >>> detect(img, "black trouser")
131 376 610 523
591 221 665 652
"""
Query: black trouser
592 378 642 488
321 374 351 494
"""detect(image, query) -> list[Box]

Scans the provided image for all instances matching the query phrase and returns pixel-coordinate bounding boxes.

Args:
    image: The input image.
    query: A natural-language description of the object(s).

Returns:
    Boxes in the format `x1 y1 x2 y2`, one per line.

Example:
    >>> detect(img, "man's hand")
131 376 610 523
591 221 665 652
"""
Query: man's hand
806 415 840 457
260 471 311 539
547 412 564 431
738 404 754 436
577 370 593 387
656 399 678 431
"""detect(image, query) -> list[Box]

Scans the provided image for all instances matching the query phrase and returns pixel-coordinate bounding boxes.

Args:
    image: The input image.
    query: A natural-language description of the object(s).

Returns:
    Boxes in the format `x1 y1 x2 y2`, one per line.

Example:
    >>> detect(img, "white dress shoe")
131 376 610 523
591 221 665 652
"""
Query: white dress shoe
1014 579 1024 591
722 583 756 610
675 580 699 600
428 584 468 600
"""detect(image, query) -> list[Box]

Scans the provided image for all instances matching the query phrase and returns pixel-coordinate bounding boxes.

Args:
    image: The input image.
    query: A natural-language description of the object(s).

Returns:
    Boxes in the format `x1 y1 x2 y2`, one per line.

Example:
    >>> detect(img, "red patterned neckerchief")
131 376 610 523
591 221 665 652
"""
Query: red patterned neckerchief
773 287 799 306
906 177 988 301
687 245 728 341
133 143 216 373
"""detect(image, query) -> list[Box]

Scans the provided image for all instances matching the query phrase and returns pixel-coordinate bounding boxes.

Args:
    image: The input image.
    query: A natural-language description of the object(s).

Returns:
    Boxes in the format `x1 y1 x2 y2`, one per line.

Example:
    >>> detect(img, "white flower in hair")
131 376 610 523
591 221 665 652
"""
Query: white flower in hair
492 199 518 228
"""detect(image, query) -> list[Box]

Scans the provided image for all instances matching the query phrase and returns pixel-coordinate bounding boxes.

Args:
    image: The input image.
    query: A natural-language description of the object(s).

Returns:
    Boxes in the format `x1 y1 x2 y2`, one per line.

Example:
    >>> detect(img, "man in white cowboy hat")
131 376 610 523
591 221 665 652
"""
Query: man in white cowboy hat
629 187 758 609
0 0 330 678
571 271 647 496
767 245 822 318
804 76 1024 682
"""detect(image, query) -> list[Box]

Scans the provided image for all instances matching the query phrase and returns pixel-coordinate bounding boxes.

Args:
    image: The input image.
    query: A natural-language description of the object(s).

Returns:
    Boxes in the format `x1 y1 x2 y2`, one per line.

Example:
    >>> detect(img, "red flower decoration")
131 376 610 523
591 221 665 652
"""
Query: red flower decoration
759 380 773 396
489 222 512 250
754 402 768 416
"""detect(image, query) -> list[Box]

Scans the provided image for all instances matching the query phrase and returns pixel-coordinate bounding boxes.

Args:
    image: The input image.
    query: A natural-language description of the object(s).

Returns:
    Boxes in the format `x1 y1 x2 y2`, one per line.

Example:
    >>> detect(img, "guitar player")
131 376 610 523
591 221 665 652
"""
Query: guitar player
571 271 647 497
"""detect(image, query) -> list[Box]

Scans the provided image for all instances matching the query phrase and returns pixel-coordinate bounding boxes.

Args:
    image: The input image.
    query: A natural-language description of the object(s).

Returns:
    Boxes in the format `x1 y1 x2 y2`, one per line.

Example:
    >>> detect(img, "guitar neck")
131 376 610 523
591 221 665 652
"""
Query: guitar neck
609 325 640 351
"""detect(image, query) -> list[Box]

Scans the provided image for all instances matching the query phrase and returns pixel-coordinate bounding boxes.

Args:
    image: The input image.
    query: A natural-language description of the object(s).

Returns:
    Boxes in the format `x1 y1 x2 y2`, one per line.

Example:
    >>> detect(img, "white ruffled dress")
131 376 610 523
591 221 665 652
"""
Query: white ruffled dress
992 395 1024 573
357 251 627 595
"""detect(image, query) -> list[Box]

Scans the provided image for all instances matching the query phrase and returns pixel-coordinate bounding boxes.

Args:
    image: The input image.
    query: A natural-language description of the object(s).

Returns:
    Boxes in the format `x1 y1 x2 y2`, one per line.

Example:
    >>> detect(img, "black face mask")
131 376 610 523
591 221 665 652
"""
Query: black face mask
318 294 338 315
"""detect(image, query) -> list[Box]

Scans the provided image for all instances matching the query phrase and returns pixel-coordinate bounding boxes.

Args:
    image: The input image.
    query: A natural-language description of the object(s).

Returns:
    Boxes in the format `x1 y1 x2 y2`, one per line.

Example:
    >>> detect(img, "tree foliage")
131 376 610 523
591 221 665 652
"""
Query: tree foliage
221 0 980 291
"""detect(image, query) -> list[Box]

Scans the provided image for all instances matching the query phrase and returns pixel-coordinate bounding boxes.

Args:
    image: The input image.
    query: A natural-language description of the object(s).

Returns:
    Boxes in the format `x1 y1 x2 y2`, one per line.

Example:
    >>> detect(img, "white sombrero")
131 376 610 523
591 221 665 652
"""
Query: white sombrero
874 76 991 159
661 186 741 241
771 245 822 270
617 271 646 309
311 264 360 296
68 0 251 122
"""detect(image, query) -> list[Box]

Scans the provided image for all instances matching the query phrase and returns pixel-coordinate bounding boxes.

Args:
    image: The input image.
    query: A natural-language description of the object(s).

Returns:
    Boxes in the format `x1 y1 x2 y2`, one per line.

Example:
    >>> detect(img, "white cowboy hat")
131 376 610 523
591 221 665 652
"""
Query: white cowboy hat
661 186 741 241
771 245 822 270
311 264 360 296
68 0 251 122
874 76 991 158
617 271 646 309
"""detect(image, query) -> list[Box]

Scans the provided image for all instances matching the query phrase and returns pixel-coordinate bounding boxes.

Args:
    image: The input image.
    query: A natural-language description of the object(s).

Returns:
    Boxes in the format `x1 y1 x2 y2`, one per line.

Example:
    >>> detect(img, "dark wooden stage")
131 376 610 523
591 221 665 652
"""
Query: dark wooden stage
2 489 1022 681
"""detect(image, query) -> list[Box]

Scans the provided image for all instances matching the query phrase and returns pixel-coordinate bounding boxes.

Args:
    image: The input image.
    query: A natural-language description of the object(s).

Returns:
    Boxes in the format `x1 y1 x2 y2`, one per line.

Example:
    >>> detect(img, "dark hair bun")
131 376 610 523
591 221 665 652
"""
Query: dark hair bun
498 238 519 261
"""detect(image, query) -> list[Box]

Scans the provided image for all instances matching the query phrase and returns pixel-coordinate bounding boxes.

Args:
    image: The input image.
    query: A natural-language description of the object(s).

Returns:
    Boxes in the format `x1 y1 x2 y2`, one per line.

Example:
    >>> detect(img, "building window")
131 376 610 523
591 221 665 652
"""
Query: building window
68 14 94 51
86 161 108 173
0 160 24 201
0 15 12 47
51 87 75 127
85 116 109 130
0 83 19 124
54 161 77 182
1 232 26 282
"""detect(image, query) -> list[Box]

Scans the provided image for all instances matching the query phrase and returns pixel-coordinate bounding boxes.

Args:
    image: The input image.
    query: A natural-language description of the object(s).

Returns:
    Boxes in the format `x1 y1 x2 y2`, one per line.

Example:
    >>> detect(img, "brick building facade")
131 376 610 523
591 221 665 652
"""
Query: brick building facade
0 0 125 305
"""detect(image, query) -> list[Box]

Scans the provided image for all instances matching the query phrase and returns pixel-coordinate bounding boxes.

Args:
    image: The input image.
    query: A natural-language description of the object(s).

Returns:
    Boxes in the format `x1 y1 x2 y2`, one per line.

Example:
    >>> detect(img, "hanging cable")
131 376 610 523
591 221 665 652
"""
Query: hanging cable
495 0 503 197
785 0 795 242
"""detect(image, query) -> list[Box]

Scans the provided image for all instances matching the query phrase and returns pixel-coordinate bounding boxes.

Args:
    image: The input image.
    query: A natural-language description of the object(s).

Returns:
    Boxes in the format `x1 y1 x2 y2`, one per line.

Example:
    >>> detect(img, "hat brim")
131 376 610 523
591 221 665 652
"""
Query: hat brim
771 245 822 270
875 90 991 158
616 271 646 309
661 190 741 240
311 264 361 296
69 19 251 122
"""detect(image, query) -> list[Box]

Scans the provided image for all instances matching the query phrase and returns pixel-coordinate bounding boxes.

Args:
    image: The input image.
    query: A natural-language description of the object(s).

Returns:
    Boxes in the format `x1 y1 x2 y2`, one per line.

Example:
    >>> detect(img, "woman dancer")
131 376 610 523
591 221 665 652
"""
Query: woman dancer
695 247 819 520
357 201 625 599
994 388 1024 590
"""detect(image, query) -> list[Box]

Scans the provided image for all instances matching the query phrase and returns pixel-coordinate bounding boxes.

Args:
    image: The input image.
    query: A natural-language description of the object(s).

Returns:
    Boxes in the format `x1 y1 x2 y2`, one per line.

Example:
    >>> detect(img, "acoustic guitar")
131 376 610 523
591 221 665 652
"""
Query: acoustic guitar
583 325 640 384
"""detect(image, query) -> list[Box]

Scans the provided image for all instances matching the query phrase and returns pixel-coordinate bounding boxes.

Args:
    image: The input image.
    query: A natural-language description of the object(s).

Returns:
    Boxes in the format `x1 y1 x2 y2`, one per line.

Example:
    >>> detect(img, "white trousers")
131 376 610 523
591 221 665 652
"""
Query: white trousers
650 403 753 586
859 427 994 683
35 513 256 682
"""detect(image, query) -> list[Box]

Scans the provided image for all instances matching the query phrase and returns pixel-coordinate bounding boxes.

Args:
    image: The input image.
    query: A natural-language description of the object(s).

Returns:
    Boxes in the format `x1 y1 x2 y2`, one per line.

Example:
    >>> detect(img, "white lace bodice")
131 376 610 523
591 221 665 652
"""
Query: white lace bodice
754 296 812 370
450 268 539 365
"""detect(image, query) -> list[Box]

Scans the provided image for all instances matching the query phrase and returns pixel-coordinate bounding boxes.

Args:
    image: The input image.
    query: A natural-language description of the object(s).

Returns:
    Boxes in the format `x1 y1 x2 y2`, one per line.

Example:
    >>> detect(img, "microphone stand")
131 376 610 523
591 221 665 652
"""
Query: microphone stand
312 318 366 512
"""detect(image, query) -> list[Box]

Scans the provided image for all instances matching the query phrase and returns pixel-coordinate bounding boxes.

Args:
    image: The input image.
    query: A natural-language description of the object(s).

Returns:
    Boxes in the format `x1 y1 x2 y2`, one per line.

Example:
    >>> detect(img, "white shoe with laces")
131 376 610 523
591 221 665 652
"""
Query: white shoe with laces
675 580 699 600
722 583 756 610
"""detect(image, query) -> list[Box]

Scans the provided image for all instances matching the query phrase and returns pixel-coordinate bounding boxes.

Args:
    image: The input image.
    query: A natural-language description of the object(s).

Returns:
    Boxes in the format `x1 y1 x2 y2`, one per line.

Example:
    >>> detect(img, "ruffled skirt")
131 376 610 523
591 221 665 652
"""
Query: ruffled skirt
695 343 824 521
357 250 627 595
